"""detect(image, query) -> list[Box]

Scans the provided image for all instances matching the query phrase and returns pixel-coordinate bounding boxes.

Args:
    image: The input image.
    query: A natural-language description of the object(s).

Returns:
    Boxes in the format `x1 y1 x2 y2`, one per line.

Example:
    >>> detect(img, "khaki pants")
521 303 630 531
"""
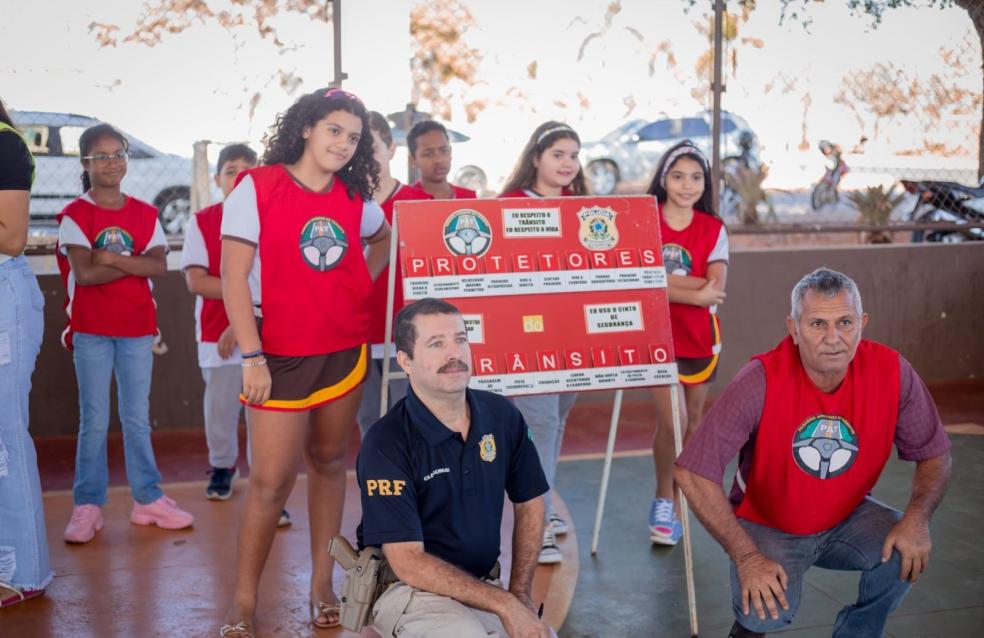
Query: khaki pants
371 580 508 637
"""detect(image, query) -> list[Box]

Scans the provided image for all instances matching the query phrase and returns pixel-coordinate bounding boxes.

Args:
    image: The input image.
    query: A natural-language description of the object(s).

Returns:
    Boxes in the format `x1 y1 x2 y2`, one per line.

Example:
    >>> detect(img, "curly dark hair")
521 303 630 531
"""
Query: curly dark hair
261 88 379 201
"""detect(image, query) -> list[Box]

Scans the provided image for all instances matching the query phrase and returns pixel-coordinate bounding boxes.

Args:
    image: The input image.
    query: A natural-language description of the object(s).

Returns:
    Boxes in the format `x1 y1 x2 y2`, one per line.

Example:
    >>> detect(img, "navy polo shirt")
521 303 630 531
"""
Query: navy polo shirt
356 386 548 579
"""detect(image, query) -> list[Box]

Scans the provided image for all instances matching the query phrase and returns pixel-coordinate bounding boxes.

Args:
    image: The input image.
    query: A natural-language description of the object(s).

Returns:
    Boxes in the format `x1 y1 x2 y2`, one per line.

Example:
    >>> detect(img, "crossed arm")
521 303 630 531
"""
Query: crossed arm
67 245 167 286
667 260 728 307
381 495 552 638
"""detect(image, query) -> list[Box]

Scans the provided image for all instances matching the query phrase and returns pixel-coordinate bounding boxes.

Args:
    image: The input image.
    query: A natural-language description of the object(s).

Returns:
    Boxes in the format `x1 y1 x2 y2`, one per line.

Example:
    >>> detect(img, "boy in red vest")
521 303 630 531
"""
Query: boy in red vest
675 268 951 638
408 120 477 200
180 144 289 525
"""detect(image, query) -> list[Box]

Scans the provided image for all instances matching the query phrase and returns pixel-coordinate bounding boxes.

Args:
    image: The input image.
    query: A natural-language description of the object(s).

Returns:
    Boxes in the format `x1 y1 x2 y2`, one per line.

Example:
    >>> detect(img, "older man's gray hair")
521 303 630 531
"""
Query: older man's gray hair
790 267 864 320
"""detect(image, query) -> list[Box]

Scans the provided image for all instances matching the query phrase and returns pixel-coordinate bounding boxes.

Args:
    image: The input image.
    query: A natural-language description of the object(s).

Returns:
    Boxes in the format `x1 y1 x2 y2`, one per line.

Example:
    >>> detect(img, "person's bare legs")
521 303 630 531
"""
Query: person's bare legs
650 384 688 501
682 382 710 443
306 386 364 626
223 407 308 630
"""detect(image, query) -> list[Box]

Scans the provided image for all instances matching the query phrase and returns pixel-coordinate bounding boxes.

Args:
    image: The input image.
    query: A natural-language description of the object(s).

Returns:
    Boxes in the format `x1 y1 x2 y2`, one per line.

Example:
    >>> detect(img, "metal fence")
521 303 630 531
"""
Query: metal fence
6 0 982 241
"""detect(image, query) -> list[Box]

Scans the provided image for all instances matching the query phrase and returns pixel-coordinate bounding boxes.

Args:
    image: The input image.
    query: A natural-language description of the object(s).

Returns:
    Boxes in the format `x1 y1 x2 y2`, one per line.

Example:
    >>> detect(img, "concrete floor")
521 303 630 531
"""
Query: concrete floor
7 390 982 637
556 431 984 637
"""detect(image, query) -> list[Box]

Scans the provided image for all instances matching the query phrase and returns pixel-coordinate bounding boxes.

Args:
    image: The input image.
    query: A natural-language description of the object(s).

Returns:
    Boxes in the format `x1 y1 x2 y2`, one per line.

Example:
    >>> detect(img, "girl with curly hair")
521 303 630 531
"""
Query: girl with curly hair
219 88 390 636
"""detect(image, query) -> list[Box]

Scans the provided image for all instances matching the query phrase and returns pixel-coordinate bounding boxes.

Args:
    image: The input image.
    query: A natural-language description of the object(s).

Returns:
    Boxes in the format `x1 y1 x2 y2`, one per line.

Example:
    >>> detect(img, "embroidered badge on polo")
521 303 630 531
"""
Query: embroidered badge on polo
479 433 497 463
792 415 859 480
95 226 134 256
299 216 348 272
662 243 693 276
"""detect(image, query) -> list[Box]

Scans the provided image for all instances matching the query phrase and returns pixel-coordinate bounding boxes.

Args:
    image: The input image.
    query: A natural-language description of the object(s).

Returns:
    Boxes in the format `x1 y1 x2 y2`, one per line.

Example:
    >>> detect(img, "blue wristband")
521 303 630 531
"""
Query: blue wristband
241 349 263 359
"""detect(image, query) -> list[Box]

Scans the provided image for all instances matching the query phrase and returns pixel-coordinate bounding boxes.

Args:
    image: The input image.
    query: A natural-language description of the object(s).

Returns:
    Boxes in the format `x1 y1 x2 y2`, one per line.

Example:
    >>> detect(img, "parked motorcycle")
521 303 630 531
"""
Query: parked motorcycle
811 140 848 210
901 178 984 242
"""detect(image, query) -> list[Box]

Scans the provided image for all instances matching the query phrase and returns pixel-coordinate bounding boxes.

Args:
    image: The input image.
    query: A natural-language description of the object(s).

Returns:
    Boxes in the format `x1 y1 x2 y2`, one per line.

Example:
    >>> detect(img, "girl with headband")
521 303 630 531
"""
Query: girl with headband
219 88 391 636
500 121 587 566
645 139 728 546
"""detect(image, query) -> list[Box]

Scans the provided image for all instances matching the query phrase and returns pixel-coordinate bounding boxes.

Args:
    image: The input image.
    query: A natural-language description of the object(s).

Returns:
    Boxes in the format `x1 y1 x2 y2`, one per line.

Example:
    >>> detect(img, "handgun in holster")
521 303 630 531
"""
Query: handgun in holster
328 536 398 633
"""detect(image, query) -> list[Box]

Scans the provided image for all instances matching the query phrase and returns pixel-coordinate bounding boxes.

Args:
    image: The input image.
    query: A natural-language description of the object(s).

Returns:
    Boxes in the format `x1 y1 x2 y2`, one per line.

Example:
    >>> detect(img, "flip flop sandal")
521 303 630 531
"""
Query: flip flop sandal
0 581 45 609
310 600 341 629
218 620 254 637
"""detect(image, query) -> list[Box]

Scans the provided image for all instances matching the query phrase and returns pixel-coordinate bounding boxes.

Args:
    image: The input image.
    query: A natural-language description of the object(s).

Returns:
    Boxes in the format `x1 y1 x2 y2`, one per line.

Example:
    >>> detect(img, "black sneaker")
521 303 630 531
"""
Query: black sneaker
205 467 239 500
277 509 292 528
728 621 765 638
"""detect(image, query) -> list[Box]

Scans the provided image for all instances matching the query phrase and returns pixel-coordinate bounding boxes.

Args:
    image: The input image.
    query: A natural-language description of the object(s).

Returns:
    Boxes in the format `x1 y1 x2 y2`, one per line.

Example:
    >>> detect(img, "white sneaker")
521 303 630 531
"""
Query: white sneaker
538 528 563 564
548 513 568 536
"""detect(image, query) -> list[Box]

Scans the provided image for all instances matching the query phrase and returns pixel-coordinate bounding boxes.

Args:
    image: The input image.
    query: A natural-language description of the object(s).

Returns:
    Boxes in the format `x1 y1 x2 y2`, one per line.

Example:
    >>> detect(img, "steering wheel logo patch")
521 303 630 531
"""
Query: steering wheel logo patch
792 415 859 480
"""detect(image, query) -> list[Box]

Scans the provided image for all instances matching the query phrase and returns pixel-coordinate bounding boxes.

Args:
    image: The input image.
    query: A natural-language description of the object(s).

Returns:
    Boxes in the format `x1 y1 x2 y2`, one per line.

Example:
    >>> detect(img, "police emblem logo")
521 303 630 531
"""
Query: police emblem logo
443 209 492 257
662 243 693 276
479 433 497 463
94 226 134 256
299 216 348 272
792 415 859 480
576 206 619 250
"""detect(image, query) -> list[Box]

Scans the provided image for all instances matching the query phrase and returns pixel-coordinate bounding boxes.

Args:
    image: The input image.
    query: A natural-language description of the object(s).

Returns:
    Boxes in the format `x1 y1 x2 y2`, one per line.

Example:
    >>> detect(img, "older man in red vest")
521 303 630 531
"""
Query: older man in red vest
676 267 951 638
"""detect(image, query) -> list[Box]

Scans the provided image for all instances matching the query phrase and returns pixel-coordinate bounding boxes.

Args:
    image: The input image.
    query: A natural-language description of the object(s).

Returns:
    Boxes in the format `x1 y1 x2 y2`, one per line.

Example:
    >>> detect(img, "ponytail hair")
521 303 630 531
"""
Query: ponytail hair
78 123 129 192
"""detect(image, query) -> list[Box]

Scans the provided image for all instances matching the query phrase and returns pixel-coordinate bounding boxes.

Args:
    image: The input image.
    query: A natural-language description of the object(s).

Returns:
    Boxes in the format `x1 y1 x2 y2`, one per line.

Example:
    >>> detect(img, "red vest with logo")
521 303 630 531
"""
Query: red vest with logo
56 196 159 339
245 165 372 356
658 205 724 358
735 336 900 534
368 183 431 345
194 203 229 343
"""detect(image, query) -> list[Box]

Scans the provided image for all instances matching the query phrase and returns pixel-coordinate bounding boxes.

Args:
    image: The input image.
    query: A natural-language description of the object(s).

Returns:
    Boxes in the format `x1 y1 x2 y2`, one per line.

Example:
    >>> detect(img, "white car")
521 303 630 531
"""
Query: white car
13 111 197 234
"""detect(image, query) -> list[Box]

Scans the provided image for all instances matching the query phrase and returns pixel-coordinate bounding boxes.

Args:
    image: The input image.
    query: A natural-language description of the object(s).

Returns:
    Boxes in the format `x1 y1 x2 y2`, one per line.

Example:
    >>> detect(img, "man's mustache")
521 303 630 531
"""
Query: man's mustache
438 359 469 373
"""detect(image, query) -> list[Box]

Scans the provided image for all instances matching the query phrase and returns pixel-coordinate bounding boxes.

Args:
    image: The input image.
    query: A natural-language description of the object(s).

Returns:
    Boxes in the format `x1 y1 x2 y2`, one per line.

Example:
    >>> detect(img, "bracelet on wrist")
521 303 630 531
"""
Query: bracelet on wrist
241 349 264 359
241 358 267 368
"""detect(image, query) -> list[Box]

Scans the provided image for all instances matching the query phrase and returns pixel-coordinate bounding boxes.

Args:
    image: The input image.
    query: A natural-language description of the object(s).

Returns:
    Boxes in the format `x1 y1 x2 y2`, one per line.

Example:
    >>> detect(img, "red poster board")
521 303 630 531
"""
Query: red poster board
394 196 677 396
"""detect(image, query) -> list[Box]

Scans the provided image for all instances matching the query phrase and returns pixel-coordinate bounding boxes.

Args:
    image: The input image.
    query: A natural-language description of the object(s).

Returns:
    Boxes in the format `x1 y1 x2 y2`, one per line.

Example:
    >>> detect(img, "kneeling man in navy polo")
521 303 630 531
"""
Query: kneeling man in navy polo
675 267 952 638
357 297 556 638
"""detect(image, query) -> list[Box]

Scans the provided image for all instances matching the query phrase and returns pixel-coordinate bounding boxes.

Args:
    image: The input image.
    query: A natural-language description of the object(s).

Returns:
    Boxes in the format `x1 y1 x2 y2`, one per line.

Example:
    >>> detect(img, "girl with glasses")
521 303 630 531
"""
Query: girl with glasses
56 123 193 545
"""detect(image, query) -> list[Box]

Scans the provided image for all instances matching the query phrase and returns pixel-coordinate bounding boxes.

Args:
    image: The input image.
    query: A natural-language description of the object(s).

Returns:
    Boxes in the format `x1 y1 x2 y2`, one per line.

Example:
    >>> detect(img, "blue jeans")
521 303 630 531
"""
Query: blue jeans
72 332 163 506
0 256 52 590
731 496 911 637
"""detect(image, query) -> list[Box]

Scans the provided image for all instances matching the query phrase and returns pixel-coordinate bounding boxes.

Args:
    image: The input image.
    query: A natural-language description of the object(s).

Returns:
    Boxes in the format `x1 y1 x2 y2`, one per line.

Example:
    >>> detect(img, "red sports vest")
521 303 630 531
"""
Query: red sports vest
56 196 159 339
194 203 229 343
246 165 372 356
658 205 725 358
735 336 900 534
368 183 431 345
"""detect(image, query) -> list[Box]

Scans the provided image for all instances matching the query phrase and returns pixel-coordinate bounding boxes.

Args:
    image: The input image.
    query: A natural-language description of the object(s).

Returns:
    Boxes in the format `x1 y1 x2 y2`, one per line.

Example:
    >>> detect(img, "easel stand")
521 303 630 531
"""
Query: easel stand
380 210 699 636
590 384 699 637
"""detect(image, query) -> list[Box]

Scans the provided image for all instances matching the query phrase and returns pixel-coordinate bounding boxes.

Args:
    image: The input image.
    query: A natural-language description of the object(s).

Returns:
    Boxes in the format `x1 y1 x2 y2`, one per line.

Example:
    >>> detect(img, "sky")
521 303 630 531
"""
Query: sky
2 0 978 187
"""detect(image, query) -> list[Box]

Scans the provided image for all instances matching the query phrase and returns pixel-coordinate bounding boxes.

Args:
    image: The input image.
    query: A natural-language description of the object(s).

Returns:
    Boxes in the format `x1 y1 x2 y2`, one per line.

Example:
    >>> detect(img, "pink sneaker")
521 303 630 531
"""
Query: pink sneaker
64 504 104 544
130 495 194 530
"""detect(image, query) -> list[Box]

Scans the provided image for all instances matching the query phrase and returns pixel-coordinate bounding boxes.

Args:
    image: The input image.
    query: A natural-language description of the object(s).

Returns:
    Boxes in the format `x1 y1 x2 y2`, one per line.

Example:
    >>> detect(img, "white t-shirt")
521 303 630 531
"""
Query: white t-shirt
180 216 241 368
220 174 385 306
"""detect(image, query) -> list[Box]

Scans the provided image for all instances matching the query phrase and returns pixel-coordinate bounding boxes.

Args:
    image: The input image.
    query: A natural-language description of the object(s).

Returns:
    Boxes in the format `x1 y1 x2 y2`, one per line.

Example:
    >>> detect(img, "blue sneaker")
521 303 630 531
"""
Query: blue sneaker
649 497 682 545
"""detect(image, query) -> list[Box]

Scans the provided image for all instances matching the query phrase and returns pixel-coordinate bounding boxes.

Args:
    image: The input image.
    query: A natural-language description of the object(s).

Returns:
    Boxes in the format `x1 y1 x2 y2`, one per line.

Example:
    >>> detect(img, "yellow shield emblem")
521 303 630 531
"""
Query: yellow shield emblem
479 434 497 463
